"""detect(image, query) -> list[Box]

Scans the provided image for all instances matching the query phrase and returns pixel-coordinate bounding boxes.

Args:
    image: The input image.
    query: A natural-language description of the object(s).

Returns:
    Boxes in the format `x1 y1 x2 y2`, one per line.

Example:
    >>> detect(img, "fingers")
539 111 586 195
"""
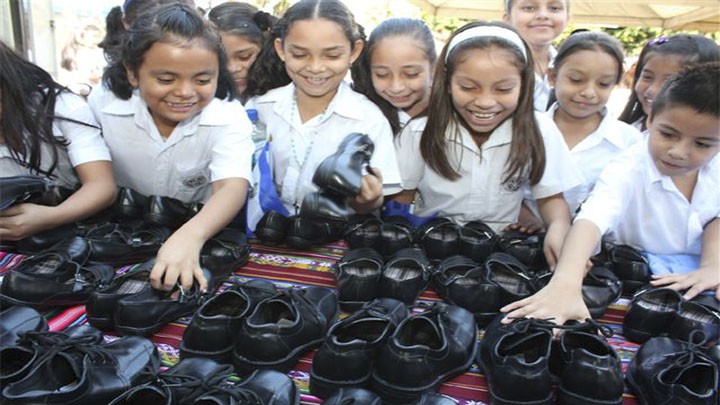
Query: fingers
193 267 208 293
150 262 173 291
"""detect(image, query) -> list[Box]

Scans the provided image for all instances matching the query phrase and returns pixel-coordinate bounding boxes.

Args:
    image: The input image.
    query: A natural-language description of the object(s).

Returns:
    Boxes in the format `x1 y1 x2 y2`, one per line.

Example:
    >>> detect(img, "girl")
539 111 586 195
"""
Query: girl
394 21 582 268
504 0 570 111
547 31 642 215
93 3 254 292
353 18 436 134
619 34 719 133
0 41 116 241
207 2 277 103
244 0 402 227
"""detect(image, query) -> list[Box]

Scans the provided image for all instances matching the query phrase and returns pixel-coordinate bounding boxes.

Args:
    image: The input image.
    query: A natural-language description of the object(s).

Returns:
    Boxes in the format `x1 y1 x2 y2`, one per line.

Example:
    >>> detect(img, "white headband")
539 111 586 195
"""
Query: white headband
445 26 527 63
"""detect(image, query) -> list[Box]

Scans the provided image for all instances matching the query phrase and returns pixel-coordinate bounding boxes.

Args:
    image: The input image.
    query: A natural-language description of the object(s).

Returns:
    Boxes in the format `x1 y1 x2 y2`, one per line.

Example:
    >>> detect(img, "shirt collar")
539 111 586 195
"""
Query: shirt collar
546 103 626 148
265 81 365 124
449 118 513 152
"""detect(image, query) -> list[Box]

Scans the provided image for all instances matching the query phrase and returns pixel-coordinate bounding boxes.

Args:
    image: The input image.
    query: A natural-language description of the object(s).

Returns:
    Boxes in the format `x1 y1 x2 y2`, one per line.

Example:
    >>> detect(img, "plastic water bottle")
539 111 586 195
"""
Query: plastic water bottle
246 108 267 167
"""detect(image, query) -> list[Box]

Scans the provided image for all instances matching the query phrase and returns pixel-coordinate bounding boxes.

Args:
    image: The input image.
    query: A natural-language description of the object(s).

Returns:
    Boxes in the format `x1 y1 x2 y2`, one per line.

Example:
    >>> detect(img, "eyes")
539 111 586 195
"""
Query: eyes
658 131 716 149
520 4 565 12
155 76 214 85
289 52 343 60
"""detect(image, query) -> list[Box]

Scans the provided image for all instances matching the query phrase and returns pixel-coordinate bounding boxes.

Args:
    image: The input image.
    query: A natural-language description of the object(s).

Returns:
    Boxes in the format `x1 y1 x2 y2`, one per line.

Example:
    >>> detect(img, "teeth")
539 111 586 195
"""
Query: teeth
472 112 495 120
168 102 194 107
307 77 327 83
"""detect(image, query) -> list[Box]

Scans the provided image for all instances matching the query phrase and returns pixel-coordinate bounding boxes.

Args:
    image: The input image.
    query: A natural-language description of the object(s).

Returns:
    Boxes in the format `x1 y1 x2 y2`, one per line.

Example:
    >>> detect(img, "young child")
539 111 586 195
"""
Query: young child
207 2 277 103
503 63 720 326
353 17 436 134
619 34 719 133
546 31 642 215
394 21 582 268
0 41 116 241
504 0 570 111
93 3 254 292
244 0 401 226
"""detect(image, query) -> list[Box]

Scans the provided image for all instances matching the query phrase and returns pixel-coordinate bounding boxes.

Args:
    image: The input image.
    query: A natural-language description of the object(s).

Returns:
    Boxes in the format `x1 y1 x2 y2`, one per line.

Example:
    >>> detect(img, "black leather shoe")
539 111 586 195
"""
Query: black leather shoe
300 191 350 222
497 231 548 271
371 303 477 403
86 260 154 330
255 210 290 244
669 299 720 346
552 330 624 405
285 216 343 250
378 247 432 306
322 388 382 405
0 175 49 210
27 185 75 206
416 218 461 261
144 195 202 229
459 220 497 263
605 244 651 294
15 224 81 255
627 336 718 405
432 255 498 326
582 265 622 319
344 214 383 250
202 228 251 274
312 132 374 197
114 187 148 218
107 357 230 404
412 393 457 404
232 287 338 375
87 222 171 266
623 287 683 344
479 252 547 322
310 298 409 399
194 369 300 405
0 306 47 349
335 248 384 312
180 279 278 363
378 215 415 258
477 316 554 405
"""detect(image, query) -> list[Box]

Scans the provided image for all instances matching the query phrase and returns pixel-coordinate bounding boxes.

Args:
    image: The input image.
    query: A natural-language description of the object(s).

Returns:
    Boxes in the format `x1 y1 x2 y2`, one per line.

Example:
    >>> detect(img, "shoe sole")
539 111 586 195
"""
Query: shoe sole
625 363 651 405
477 354 554 405
233 336 326 376
557 386 623 405
309 367 372 400
179 343 233 364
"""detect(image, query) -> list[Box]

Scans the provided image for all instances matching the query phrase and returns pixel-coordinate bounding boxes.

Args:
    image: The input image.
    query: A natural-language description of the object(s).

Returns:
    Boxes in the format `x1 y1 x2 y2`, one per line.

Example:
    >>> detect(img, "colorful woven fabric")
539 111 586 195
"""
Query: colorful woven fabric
0 242 641 404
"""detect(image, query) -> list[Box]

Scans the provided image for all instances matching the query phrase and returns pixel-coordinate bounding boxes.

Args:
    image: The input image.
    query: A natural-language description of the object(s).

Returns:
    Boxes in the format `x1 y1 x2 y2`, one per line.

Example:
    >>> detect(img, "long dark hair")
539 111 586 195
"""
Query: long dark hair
352 17 436 135
619 34 720 125
420 21 545 185
244 0 367 99
0 41 91 177
102 2 235 101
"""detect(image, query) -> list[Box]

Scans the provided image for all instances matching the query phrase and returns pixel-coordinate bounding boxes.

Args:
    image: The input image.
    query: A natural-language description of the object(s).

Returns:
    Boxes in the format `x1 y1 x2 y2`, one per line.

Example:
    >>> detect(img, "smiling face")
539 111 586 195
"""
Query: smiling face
370 35 433 117
551 48 619 120
220 33 261 96
504 0 569 49
647 105 720 179
635 53 685 117
275 18 362 107
449 47 522 140
127 40 218 138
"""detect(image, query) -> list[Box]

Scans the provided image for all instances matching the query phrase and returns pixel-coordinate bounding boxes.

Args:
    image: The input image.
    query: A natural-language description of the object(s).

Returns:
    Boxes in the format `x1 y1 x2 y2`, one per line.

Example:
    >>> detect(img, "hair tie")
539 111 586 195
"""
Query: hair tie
445 26 527 64
648 36 669 46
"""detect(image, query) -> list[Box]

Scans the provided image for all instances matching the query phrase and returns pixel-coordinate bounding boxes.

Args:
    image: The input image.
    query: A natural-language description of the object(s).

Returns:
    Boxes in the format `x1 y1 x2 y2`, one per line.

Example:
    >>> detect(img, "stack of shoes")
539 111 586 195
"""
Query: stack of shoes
603 243 651 294
627 336 718 405
497 230 548 271
1 325 159 404
371 303 477 403
0 236 116 308
233 286 338 375
310 298 409 399
623 287 720 345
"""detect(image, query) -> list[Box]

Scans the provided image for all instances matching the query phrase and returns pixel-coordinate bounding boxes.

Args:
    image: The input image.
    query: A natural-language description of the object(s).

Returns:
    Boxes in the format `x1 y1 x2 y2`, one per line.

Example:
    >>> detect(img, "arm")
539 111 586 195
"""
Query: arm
501 219 600 325
391 189 416 204
150 178 249 292
651 218 720 300
536 193 572 269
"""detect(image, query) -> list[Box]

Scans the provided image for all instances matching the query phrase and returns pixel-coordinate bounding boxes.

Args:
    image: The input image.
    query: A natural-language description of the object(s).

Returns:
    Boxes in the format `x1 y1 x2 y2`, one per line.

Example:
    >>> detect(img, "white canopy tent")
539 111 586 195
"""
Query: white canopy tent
407 0 720 32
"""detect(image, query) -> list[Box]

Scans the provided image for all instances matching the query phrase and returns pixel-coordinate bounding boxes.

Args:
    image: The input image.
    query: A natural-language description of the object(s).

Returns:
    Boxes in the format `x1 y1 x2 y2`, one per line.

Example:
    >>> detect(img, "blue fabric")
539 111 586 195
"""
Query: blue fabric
383 200 436 228
645 252 700 276
257 143 289 217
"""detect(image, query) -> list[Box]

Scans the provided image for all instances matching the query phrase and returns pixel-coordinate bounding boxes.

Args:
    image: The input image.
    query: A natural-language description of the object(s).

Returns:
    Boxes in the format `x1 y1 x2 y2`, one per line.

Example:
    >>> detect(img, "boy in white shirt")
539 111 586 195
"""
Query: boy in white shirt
502 63 720 326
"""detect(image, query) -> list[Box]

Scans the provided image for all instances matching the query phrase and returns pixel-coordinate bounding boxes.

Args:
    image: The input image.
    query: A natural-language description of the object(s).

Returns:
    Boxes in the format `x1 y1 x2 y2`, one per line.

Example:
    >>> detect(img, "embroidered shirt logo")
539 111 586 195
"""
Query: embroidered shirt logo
183 174 208 188
504 177 524 192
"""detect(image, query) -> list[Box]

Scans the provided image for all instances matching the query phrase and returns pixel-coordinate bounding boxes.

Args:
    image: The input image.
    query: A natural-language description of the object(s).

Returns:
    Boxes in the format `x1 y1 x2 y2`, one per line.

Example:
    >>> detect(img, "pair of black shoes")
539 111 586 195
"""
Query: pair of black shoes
0 236 116 307
255 210 344 249
115 187 203 229
1 324 159 403
599 244 651 294
345 215 415 258
478 316 624 405
85 220 171 266
108 357 300 404
627 336 718 405
623 287 720 345
496 230 548 271
335 247 432 310
416 218 498 262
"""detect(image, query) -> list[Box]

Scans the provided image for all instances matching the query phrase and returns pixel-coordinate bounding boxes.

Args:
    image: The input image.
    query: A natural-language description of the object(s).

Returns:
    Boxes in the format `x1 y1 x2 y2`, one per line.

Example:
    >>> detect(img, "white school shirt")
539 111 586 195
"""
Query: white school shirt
533 46 557 112
396 112 582 233
96 91 254 203
0 92 110 189
247 81 402 213
575 140 720 255
546 103 642 214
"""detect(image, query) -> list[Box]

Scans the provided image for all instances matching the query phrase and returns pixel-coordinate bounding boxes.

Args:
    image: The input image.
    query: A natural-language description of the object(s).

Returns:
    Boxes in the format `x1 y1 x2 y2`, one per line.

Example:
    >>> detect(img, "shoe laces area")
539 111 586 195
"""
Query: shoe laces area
140 364 234 394
200 382 261 402
17 331 112 365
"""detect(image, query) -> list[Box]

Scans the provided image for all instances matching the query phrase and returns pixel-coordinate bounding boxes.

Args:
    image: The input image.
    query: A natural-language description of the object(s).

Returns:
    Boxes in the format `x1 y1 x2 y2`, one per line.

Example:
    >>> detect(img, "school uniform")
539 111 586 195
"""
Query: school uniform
533 46 557 111
398 109 412 131
575 140 720 256
396 112 582 233
0 92 110 189
248 81 402 215
95 90 254 203
546 104 642 215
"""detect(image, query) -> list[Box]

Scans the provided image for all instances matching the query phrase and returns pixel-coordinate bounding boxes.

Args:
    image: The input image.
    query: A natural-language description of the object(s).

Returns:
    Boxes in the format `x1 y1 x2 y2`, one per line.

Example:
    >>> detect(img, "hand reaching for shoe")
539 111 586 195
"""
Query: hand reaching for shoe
650 265 720 300
0 203 57 240
150 230 208 293
349 167 384 213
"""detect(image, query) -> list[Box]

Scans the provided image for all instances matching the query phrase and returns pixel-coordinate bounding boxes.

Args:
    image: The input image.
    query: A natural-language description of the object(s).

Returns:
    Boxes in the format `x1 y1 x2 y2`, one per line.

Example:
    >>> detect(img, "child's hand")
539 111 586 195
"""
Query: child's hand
349 167 384 213
150 231 207 293
543 221 569 270
505 203 545 234
650 266 720 300
0 204 56 240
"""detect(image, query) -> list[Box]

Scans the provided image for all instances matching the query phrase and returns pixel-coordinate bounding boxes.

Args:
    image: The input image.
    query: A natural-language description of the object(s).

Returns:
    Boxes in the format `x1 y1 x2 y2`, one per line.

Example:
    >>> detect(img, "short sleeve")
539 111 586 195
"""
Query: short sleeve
531 113 582 199
55 92 111 166
209 101 254 183
394 118 426 190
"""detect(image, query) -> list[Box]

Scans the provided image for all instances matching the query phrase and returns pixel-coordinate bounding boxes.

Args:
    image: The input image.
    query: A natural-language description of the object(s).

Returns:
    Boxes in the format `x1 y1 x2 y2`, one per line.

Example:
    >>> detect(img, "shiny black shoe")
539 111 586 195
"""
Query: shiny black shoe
300 191 350 222
335 248 384 312
669 298 720 346
378 215 415 258
605 244 651 294
180 279 278 363
15 224 81 255
459 220 497 264
371 303 477 404
114 187 148 219
497 231 548 271
194 369 300 405
432 255 496 326
232 287 338 375
378 247 432 306
27 185 75 206
310 298 409 399
86 260 154 330
86 222 171 266
344 214 383 250
312 132 374 197
202 228 251 274
255 210 290 244
0 175 49 210
285 216 343 250
582 265 622 319
0 306 47 349
322 388 381 405
144 195 202 229
416 218 461 261
623 287 683 344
